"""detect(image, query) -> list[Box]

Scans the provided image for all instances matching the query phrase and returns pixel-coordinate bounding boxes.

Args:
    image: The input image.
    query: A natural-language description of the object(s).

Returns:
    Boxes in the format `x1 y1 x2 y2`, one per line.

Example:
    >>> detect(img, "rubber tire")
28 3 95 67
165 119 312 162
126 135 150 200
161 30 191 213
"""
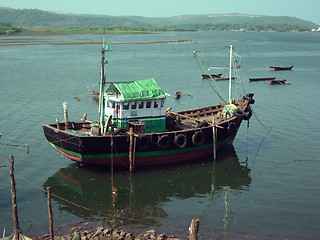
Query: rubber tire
174 134 187 148
192 131 205 146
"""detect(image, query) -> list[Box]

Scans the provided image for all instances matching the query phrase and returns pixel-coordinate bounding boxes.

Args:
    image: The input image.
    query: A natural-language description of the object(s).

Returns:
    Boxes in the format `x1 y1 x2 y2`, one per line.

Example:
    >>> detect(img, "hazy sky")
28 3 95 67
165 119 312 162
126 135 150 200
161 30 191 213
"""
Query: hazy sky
1 0 319 24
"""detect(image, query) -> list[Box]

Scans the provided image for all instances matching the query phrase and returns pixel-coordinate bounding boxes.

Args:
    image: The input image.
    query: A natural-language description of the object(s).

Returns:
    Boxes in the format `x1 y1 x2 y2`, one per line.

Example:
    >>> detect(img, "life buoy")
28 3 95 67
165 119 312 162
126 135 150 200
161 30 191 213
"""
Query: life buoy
244 107 252 120
192 131 205 146
137 135 150 150
227 122 237 135
174 134 187 148
157 135 172 150
233 109 246 119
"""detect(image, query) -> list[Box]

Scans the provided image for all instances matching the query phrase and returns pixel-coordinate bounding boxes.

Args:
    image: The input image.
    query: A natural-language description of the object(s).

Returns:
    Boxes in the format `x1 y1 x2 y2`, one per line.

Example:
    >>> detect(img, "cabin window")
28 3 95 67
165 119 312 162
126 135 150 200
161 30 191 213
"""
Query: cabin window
123 102 129 110
146 101 151 108
154 101 158 108
139 102 144 109
161 101 164 107
108 101 115 108
131 102 137 109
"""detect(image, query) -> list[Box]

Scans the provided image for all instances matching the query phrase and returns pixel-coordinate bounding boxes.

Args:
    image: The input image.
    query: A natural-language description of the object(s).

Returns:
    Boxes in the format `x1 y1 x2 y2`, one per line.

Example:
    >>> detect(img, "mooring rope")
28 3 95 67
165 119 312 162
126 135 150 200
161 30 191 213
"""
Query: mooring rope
251 107 319 162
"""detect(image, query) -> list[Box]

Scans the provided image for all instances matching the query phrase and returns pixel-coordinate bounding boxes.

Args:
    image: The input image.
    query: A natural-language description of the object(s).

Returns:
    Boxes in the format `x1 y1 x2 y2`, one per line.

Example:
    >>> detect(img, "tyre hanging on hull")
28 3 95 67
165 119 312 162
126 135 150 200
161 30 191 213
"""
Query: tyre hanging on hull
174 134 187 148
137 135 150 150
157 135 172 150
192 131 205 146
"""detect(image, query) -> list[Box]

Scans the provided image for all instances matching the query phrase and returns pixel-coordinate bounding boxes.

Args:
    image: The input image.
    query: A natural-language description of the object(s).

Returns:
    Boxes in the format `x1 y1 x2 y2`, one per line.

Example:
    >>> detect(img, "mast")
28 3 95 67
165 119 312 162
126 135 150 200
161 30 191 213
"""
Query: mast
228 45 233 104
99 43 109 132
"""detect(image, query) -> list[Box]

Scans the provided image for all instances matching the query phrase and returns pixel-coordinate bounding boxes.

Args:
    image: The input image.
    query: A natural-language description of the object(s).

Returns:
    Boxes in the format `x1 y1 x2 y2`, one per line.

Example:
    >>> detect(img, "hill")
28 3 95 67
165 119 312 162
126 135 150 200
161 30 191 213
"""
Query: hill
0 7 318 33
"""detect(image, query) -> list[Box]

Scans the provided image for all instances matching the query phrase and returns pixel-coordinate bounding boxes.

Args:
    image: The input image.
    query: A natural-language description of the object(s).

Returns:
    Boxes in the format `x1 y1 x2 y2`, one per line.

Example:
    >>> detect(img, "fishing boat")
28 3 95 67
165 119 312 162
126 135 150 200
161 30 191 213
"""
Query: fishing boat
215 77 236 81
270 65 293 71
92 90 99 102
202 73 222 79
249 77 275 82
269 79 288 85
174 91 181 99
42 45 254 168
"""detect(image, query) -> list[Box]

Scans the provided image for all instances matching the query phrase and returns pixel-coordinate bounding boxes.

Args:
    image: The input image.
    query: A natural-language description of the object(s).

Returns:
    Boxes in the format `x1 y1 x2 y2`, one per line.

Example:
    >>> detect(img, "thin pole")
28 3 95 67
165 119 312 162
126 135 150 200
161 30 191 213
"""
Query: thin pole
129 127 133 172
228 45 233 104
99 45 109 132
212 117 216 160
63 102 68 130
9 155 20 240
47 187 54 240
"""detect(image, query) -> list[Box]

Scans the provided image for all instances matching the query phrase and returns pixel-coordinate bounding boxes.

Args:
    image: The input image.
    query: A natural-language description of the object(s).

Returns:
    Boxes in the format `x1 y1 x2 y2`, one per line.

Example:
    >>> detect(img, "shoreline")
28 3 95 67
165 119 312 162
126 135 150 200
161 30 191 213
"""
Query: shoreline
33 226 182 240
0 40 195 47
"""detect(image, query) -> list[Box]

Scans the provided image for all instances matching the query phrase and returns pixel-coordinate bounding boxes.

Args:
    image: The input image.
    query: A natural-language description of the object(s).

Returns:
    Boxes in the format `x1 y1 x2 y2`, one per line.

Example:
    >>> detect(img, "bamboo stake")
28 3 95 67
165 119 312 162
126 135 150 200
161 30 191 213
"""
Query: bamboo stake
129 127 133 172
56 118 60 130
9 155 20 240
189 218 200 240
212 117 216 160
133 135 137 167
47 187 54 240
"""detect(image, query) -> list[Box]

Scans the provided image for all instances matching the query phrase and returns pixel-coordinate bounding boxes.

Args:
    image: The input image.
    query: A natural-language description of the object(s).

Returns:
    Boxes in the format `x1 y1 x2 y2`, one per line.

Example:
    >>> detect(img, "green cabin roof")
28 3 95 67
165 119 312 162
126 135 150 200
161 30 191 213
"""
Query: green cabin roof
106 78 167 102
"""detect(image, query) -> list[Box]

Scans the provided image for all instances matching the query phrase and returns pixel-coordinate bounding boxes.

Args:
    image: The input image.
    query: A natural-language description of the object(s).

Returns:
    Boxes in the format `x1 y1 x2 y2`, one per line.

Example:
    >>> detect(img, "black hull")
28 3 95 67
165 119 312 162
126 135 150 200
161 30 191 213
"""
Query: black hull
43 95 254 168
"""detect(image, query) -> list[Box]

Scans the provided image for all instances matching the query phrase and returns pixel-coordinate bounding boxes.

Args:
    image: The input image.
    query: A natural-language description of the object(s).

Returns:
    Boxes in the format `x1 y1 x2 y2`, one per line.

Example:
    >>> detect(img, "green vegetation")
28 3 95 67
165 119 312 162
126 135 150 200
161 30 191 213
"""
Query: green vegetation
0 22 22 34
0 7 318 35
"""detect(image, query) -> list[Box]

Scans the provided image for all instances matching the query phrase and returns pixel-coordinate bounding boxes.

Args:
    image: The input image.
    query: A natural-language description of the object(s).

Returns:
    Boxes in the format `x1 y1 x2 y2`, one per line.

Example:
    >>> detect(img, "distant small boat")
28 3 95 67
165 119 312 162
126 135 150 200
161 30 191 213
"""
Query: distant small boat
202 73 222 79
92 90 99 102
249 77 276 82
215 77 235 81
269 79 288 85
175 91 181 99
270 66 293 71
226 65 240 69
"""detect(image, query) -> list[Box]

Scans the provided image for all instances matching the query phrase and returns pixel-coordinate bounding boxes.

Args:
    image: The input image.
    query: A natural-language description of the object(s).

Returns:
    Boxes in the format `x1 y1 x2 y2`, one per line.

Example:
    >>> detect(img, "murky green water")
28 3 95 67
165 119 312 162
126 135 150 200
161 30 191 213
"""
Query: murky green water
0 31 319 239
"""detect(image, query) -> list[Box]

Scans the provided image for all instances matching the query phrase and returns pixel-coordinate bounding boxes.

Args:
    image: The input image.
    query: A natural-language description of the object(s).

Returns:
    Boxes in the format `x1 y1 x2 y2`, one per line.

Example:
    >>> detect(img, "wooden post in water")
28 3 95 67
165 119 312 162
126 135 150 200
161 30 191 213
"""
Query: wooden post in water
56 118 60 130
133 135 137 167
47 187 54 240
212 117 216 160
189 218 200 240
63 102 68 130
9 155 20 240
129 127 133 172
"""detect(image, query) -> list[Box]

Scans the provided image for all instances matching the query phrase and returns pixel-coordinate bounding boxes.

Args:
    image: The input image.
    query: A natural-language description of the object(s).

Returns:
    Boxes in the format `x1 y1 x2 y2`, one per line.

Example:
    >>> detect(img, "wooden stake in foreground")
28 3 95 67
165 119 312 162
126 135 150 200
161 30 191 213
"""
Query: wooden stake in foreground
189 218 200 240
9 155 21 240
47 187 54 240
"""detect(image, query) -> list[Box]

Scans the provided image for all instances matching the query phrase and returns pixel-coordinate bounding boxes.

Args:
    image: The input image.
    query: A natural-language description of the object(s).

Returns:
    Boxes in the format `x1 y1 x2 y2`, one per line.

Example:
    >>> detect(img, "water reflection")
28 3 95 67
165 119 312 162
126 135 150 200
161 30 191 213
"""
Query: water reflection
43 146 251 228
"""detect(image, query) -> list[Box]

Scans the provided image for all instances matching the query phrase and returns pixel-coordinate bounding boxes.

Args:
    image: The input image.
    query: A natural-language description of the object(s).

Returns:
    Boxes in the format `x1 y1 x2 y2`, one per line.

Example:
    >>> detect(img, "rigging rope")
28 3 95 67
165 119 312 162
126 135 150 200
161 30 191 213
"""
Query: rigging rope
193 51 227 103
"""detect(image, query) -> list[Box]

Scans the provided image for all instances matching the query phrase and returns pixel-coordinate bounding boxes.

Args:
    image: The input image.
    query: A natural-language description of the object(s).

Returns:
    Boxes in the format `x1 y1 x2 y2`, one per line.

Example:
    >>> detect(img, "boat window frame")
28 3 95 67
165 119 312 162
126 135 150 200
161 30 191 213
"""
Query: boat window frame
107 100 115 108
154 101 158 108
146 101 151 109
161 101 164 107
131 102 137 109
123 102 130 110
139 101 144 109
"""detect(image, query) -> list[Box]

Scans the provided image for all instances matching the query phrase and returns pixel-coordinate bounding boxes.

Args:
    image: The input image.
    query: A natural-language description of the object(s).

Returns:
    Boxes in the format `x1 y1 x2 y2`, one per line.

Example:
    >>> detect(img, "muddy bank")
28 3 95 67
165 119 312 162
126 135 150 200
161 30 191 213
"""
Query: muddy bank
34 227 181 240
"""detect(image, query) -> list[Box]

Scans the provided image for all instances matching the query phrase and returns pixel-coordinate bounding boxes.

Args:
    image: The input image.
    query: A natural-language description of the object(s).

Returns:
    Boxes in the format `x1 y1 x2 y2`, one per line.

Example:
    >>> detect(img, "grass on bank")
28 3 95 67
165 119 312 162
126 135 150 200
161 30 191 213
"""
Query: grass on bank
18 26 148 36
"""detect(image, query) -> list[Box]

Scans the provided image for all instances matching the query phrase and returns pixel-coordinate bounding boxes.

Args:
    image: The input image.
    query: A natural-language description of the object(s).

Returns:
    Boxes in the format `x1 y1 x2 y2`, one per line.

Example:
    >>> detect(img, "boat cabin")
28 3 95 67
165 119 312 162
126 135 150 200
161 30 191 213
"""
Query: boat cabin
104 78 168 133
